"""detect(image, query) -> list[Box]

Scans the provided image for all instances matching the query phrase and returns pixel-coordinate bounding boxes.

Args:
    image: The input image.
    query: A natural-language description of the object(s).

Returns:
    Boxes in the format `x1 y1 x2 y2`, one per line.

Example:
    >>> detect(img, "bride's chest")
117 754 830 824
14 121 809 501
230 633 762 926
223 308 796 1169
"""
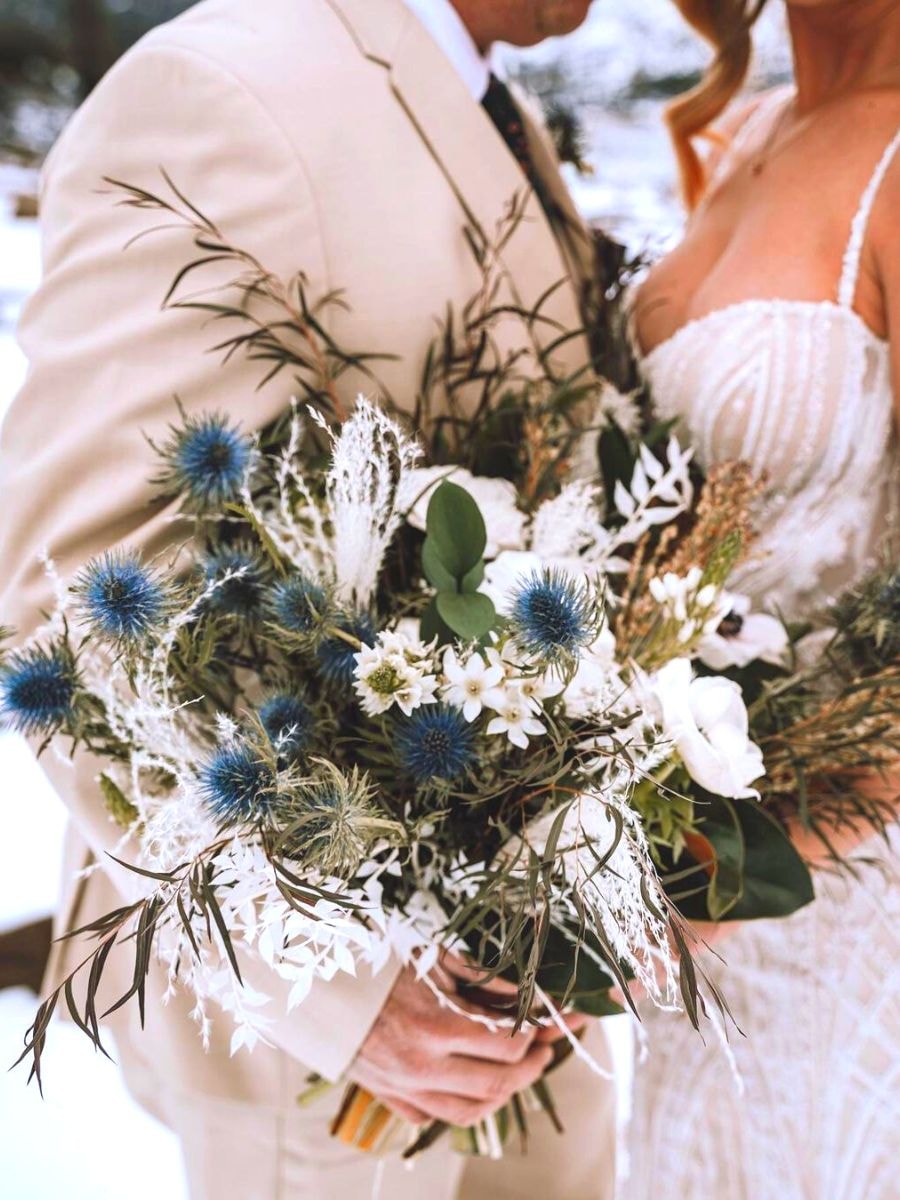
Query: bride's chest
641 302 894 501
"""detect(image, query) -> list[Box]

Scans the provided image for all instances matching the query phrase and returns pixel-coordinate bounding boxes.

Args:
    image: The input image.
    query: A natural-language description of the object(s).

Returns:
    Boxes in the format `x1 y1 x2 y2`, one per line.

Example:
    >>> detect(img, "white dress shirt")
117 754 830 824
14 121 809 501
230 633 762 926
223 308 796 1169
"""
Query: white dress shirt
402 0 494 101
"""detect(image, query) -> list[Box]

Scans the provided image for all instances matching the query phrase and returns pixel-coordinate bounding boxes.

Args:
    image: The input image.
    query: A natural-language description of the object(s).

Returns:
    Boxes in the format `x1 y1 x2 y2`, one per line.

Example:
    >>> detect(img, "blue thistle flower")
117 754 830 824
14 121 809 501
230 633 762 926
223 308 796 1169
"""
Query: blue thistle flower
272 762 379 874
199 741 275 824
509 569 598 662
259 693 313 765
317 612 375 686
163 412 253 509
269 575 326 634
76 551 166 641
395 706 476 784
203 547 267 617
0 644 78 736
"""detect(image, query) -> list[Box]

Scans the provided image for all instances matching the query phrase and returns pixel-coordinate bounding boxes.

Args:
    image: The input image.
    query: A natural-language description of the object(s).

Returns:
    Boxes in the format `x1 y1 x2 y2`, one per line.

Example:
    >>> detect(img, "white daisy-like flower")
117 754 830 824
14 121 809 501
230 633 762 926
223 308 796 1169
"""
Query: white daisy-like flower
512 670 566 714
441 648 505 722
486 686 547 749
354 638 438 717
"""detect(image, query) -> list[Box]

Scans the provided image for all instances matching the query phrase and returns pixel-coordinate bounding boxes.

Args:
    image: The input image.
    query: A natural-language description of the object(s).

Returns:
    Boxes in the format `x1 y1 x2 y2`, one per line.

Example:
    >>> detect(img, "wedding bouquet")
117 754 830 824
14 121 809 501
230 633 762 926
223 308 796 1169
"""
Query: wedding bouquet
5 176 897 1160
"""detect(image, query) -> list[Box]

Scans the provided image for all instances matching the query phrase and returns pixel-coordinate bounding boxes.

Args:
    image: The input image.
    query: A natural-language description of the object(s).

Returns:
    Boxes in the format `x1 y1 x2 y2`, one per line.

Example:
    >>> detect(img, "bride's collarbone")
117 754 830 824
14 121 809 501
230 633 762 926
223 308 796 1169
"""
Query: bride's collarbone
635 172 889 352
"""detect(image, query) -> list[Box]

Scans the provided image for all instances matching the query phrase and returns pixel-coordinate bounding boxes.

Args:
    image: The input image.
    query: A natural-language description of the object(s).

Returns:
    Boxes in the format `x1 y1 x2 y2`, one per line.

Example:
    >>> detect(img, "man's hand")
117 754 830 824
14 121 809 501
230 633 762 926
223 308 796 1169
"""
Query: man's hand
350 954 582 1127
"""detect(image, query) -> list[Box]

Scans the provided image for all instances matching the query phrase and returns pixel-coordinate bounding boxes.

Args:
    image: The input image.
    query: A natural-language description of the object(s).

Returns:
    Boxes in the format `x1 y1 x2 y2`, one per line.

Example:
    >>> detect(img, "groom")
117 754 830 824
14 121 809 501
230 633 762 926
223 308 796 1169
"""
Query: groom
0 0 617 1196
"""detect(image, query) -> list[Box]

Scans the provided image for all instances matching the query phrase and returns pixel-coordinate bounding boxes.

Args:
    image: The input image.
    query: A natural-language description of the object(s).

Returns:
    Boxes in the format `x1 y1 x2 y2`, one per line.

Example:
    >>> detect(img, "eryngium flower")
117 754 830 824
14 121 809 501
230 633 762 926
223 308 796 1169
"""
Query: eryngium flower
0 644 78 736
199 741 275 823
273 762 383 876
259 693 313 766
203 547 268 617
317 612 375 686
160 411 253 509
75 552 166 641
269 575 327 634
509 569 599 663
395 705 476 784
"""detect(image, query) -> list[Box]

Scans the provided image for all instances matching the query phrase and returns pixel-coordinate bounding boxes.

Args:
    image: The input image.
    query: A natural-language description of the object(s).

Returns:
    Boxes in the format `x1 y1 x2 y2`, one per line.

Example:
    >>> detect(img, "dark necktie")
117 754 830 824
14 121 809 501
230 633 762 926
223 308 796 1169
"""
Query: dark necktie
481 74 558 223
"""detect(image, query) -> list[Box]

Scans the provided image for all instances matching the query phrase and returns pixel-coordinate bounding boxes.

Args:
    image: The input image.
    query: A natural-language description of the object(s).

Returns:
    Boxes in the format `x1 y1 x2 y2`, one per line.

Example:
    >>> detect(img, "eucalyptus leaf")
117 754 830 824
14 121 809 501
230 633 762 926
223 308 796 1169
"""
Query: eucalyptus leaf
460 560 485 594
420 598 455 646
426 481 487 578
422 537 459 593
436 592 496 641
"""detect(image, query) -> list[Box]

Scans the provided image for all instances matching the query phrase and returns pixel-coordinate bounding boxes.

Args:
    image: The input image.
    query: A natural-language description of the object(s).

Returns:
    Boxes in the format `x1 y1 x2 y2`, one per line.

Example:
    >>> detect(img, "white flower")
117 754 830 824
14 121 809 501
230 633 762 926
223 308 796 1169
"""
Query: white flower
441 648 505 722
402 466 526 558
697 593 789 671
480 551 544 610
650 658 765 800
649 568 732 646
513 670 566 714
353 633 438 717
596 380 642 439
486 686 547 749
562 628 619 719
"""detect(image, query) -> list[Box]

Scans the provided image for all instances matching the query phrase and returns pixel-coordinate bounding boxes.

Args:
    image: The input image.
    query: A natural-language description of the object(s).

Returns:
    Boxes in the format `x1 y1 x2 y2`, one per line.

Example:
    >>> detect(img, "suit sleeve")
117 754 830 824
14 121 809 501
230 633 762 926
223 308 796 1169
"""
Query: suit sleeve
0 37 400 1082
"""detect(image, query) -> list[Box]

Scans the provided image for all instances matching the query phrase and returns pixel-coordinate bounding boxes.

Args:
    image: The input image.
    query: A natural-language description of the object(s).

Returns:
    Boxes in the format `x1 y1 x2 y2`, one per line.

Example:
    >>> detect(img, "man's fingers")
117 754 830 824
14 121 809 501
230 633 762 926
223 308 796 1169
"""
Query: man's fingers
439 950 519 997
378 1094 430 1126
428 1044 555 1101
448 1013 538 1061
409 1044 555 1126
533 1010 591 1043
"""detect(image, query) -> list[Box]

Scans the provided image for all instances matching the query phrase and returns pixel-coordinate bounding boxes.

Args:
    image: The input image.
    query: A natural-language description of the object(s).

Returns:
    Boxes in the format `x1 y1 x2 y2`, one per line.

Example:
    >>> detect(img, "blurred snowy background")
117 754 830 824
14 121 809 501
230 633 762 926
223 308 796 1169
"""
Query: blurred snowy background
0 2 790 1197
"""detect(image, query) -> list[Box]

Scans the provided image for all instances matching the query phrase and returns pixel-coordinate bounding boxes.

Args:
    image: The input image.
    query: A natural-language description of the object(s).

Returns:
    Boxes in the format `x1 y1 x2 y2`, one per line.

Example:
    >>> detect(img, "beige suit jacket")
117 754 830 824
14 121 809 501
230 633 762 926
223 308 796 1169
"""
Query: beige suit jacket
0 0 598 1095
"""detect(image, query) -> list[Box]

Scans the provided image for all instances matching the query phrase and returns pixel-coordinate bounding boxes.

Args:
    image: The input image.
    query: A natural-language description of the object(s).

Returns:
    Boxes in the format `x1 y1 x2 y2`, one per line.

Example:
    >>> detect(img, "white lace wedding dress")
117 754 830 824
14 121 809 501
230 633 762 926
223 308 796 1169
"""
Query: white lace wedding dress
624 96 900 1200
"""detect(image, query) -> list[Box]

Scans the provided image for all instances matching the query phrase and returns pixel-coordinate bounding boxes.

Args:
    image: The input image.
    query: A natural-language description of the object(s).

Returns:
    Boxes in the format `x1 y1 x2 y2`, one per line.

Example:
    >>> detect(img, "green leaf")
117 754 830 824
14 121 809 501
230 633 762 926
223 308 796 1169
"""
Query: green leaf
676 795 815 922
425 481 487 578
422 538 458 593
597 423 636 515
436 592 496 641
726 800 815 919
705 799 745 920
420 598 455 647
460 560 485 594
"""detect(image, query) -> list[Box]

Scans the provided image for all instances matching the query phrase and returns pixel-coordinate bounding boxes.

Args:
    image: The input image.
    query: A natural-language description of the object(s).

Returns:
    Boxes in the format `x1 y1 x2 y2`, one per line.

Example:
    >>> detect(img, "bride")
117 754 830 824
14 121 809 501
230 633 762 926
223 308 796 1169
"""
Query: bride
626 0 899 1196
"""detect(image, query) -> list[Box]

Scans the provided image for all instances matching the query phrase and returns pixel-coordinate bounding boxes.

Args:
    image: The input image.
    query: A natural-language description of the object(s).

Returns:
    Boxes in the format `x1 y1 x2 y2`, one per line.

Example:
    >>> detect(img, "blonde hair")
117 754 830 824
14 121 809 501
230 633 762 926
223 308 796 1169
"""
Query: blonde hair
667 1 768 209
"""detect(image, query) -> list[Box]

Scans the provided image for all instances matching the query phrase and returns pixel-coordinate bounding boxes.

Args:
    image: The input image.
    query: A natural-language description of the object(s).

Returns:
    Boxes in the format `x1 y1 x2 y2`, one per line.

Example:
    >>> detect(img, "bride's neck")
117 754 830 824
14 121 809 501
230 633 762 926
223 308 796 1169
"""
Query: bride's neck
788 0 900 112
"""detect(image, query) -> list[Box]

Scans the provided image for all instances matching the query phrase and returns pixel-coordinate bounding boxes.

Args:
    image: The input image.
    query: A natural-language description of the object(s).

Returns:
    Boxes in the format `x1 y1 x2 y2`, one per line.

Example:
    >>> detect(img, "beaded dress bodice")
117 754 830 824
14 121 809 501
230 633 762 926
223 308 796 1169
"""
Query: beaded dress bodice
638 93 899 619
624 96 900 1200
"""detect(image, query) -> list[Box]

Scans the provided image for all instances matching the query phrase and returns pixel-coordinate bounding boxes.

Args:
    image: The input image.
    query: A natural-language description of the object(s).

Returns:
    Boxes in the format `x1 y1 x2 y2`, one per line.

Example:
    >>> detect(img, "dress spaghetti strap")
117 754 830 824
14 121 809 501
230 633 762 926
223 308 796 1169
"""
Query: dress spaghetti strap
838 126 900 309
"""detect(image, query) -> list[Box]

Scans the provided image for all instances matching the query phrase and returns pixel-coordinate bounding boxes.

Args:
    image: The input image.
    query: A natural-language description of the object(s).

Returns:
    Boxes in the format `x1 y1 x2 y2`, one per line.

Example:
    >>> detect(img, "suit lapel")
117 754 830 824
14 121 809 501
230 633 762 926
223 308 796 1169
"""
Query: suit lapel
325 0 586 336
514 90 597 292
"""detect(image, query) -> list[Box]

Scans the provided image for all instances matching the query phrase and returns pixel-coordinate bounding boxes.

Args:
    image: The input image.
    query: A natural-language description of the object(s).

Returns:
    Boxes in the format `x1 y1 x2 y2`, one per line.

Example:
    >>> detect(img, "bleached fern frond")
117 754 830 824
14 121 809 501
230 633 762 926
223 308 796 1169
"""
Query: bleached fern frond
325 397 421 606
531 480 607 561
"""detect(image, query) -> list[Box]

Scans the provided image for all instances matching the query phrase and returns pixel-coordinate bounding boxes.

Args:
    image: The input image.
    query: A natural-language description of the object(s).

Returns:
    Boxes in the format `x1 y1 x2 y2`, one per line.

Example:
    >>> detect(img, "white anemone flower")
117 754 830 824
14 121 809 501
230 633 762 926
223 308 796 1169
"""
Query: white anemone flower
441 648 505 722
480 550 544 611
697 593 789 671
486 686 547 749
650 657 765 800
